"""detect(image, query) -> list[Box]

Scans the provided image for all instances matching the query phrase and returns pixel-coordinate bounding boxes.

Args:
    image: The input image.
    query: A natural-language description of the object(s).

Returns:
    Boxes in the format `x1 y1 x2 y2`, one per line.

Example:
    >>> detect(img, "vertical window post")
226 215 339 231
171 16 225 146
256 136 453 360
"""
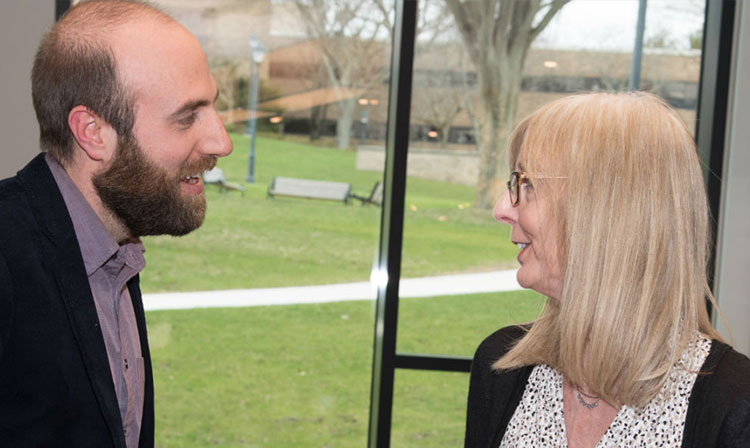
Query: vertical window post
367 1 418 447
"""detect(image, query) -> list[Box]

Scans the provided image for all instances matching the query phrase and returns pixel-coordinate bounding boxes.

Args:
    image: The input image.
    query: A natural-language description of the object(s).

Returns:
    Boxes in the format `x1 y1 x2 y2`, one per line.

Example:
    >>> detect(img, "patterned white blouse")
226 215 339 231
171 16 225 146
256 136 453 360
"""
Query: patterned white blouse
500 334 712 447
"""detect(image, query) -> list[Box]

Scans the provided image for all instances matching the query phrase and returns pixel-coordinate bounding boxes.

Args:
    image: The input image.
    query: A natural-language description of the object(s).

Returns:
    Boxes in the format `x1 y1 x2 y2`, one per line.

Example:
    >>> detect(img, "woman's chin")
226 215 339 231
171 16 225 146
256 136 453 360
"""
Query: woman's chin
516 263 563 299
515 270 535 291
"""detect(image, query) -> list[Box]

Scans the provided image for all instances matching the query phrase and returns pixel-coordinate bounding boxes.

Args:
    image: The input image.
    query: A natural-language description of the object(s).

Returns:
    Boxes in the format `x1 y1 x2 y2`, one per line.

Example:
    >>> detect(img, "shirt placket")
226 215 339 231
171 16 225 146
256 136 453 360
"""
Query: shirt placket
114 253 144 447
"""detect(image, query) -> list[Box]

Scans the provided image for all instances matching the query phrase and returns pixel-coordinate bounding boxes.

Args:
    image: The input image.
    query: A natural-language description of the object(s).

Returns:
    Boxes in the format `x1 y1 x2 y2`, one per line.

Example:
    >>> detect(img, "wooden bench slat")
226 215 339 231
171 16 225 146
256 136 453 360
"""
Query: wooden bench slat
268 177 352 203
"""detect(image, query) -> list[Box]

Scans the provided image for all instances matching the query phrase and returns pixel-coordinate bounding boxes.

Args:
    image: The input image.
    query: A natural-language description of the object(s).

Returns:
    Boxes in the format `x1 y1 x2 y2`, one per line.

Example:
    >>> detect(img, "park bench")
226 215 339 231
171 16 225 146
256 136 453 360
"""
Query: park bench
202 167 246 195
349 181 383 206
267 176 352 204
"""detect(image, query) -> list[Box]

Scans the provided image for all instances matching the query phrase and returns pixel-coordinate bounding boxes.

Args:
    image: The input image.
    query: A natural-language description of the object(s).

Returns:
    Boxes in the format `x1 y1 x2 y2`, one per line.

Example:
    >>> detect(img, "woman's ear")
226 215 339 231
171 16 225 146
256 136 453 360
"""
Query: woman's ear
67 105 117 163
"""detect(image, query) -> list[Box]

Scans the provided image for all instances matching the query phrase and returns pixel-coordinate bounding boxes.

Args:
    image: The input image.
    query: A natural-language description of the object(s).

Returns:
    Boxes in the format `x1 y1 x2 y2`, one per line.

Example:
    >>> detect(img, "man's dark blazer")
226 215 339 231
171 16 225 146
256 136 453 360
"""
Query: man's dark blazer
0 153 154 447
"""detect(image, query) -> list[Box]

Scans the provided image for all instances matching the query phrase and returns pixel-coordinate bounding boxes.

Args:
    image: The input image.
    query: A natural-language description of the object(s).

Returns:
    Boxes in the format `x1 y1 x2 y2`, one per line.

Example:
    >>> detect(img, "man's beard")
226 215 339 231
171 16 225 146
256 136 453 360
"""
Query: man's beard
93 135 216 237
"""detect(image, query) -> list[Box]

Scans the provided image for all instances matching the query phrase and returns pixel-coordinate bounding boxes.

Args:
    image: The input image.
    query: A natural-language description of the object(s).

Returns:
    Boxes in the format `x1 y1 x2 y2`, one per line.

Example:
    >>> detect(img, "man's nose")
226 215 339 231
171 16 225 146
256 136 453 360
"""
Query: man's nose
201 110 233 158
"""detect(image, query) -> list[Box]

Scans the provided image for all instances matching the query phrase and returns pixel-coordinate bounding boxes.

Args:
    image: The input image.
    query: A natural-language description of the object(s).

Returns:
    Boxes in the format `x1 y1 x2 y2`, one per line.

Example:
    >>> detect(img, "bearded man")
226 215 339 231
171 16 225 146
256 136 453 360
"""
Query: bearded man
0 1 232 446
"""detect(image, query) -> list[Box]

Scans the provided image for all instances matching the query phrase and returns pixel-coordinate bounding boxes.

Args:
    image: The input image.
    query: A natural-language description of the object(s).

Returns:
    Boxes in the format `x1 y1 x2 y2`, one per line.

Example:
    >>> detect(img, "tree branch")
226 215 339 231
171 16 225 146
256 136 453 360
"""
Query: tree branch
496 0 513 45
530 0 569 41
372 0 393 33
446 0 481 66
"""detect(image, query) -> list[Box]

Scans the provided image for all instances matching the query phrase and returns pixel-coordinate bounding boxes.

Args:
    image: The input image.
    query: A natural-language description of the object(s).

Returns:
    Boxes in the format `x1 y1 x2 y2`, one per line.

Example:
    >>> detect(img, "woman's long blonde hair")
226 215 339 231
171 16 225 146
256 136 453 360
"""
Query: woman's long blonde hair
493 92 721 408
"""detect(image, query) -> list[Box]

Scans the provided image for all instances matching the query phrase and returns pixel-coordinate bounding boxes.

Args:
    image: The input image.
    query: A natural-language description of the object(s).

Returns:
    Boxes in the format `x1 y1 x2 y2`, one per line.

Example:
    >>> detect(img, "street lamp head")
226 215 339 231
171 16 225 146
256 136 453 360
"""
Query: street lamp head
249 34 266 63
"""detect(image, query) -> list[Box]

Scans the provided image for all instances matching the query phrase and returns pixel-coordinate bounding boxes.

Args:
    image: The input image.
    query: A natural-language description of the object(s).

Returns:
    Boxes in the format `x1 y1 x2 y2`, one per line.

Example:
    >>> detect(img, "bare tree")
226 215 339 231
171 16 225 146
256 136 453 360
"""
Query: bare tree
410 4 471 149
411 67 464 149
294 0 453 149
446 0 568 208
211 59 239 116
654 0 706 51
295 0 391 149
421 93 463 148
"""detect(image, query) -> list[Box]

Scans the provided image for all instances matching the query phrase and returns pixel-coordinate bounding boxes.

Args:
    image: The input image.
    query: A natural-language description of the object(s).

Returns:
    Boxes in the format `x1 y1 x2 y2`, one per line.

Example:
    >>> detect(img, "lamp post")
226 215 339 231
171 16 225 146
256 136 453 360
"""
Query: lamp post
628 0 647 91
358 97 379 146
246 34 265 183
358 98 369 145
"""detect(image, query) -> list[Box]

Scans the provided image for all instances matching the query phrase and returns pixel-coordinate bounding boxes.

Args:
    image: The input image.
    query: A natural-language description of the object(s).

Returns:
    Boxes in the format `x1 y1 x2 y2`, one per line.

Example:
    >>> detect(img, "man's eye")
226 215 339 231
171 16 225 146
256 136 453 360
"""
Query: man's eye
177 113 197 128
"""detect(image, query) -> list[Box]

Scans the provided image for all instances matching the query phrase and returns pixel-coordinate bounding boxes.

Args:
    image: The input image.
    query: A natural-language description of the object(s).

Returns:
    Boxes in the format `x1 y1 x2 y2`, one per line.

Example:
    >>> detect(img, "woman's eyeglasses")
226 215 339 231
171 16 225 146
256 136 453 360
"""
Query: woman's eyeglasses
507 171 529 207
507 171 566 207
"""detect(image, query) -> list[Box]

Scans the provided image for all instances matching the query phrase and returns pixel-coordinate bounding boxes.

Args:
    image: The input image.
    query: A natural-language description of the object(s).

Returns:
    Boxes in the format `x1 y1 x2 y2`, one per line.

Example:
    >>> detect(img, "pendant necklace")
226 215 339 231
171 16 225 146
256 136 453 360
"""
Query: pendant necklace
575 387 601 409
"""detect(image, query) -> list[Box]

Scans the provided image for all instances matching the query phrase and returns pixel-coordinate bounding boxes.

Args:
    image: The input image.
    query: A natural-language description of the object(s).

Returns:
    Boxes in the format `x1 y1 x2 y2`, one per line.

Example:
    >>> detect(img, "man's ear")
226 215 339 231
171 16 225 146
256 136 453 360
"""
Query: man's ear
67 106 117 162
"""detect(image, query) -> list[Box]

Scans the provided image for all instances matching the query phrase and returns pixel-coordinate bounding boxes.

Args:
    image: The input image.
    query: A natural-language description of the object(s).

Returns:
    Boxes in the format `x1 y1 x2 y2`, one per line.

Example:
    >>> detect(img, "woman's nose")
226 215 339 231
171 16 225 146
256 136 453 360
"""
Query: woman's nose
493 191 517 225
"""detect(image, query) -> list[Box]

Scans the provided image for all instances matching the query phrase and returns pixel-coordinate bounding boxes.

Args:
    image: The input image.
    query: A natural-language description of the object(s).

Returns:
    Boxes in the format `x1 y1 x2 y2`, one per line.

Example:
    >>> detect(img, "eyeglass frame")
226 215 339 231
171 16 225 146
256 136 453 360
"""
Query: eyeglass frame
506 170 567 207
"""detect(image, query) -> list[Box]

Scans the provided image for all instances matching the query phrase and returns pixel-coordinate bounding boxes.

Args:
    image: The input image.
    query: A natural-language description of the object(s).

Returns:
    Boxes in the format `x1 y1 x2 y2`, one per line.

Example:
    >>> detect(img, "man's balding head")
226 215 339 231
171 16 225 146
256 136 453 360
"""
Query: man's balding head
31 0 175 164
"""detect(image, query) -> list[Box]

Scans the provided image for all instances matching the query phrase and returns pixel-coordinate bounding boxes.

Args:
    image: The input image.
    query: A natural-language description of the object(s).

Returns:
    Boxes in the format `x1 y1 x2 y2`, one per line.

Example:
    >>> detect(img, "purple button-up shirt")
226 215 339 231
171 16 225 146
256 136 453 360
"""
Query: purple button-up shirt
46 155 145 448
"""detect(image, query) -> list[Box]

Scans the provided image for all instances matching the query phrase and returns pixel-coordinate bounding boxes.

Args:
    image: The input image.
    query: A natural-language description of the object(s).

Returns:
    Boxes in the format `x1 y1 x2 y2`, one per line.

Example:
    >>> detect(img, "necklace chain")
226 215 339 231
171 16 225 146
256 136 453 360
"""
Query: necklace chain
575 387 601 409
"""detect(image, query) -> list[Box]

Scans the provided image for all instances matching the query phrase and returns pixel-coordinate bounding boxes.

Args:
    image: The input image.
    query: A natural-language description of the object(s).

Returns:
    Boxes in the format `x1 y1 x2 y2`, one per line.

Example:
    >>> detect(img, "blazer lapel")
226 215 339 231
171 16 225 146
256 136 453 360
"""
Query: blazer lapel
17 154 126 448
128 277 155 447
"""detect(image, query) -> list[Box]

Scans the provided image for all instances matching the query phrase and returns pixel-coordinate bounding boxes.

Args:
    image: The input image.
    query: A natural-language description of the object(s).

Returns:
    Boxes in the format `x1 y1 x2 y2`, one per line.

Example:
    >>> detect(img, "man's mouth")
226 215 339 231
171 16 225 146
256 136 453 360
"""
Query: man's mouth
182 175 201 184
516 243 529 250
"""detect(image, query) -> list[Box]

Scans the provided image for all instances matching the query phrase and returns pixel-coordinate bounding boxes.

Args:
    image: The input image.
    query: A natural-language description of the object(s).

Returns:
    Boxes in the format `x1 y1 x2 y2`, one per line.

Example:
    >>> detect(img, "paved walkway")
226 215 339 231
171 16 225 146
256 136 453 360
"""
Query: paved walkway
142 269 522 311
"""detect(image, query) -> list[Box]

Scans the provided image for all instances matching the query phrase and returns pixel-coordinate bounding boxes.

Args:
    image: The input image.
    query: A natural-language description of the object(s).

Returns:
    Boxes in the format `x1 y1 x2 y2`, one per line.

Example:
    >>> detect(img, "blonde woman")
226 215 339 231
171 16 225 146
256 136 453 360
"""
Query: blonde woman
465 92 750 448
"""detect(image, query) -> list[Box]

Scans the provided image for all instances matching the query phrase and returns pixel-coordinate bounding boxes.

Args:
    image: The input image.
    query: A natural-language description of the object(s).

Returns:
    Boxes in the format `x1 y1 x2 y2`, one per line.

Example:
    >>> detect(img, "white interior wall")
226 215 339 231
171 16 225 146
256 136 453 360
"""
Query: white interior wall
0 2 54 178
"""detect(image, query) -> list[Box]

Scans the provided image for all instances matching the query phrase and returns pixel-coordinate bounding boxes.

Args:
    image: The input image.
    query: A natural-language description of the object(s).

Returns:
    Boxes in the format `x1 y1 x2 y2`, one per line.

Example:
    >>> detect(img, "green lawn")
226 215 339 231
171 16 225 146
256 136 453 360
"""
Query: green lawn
148 291 544 447
140 134 516 293
141 133 537 446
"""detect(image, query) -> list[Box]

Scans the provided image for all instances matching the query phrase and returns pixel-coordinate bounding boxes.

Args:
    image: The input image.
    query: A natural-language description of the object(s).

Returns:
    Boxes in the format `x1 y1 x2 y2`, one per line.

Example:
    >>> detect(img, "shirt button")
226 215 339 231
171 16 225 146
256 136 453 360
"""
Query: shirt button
124 359 129 369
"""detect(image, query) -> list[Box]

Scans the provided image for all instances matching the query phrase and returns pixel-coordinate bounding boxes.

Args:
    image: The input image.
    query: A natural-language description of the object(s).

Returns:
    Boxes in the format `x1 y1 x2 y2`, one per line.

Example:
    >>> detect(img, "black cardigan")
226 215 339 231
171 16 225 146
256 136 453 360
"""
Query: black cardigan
465 326 750 447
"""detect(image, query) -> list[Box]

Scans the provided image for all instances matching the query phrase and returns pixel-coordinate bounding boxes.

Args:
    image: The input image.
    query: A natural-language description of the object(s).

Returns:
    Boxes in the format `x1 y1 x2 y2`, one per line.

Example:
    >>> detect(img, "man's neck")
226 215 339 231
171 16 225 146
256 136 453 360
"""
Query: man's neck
57 157 132 244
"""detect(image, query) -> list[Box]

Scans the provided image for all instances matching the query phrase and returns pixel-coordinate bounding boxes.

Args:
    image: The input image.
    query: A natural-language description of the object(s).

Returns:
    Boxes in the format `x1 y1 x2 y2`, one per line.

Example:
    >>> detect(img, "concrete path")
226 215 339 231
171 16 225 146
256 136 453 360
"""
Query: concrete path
142 269 522 311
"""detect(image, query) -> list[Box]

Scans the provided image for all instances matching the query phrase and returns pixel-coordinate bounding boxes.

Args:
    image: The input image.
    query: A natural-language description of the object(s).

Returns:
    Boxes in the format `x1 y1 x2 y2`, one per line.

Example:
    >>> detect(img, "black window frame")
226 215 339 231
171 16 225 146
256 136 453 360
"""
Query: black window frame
367 1 735 446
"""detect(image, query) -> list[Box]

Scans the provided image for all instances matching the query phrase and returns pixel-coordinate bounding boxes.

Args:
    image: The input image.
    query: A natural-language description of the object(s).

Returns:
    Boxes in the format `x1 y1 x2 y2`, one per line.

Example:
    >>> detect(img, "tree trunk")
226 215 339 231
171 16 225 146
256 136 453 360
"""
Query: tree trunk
474 57 523 209
336 97 356 149
445 0 568 209
440 123 451 148
309 104 327 141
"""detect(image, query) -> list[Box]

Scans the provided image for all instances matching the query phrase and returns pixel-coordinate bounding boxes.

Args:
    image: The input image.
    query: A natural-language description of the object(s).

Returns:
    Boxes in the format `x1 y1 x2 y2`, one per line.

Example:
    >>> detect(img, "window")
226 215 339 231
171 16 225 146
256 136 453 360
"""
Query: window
144 1 391 445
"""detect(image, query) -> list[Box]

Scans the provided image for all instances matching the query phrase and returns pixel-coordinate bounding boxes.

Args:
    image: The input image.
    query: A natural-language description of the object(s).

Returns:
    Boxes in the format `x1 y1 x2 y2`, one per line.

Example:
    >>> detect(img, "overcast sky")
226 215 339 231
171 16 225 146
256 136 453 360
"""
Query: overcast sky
534 0 705 52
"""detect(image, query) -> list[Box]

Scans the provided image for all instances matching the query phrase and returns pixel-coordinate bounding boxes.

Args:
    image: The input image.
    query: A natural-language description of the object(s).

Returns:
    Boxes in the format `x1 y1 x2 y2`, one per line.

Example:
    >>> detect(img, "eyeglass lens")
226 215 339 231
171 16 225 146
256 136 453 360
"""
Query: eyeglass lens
508 171 519 206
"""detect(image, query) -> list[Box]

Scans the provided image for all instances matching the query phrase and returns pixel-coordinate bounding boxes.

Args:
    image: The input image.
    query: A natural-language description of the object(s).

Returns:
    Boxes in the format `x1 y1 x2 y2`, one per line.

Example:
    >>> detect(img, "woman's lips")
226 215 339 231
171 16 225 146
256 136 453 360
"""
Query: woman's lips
516 242 530 263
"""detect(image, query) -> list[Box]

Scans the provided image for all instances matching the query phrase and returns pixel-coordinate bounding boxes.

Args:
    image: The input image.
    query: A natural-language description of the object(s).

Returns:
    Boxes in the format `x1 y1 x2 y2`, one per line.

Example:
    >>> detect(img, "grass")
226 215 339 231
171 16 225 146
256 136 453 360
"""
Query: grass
148 290 544 447
141 133 535 446
139 133 516 292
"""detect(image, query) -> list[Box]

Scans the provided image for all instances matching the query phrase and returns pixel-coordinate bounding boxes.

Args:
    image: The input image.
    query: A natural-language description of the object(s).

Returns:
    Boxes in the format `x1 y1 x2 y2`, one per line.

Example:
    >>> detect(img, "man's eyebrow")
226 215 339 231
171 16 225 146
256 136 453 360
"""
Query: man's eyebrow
169 91 220 120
